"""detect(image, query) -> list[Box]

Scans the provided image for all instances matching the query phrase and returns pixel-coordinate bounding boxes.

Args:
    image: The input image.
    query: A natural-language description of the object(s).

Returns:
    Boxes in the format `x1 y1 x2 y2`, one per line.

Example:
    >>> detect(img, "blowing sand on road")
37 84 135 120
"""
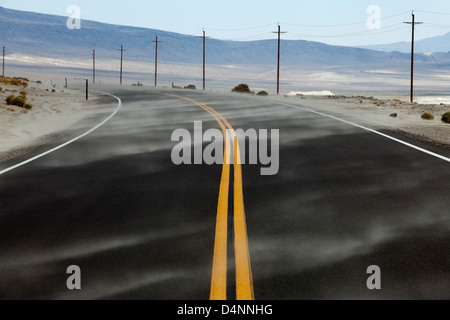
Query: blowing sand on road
1 83 449 301
2 82 449 161
1 1 450 305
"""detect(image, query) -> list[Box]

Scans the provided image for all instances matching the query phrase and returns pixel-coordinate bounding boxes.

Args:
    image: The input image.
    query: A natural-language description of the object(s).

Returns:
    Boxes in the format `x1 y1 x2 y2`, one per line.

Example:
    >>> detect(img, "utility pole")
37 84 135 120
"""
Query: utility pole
203 30 206 90
197 30 210 90
404 12 423 103
152 36 161 87
120 45 123 85
272 25 287 95
118 45 126 85
2 46 5 77
92 49 96 84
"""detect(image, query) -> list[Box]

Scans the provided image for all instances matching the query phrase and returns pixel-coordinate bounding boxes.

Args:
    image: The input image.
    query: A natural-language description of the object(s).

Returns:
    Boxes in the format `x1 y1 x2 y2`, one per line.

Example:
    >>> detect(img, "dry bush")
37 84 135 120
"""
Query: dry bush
442 112 450 124
421 113 434 120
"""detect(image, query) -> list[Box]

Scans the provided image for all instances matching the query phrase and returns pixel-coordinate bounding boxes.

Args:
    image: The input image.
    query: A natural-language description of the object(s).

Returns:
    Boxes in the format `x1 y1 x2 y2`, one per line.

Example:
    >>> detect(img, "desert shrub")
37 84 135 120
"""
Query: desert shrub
11 96 26 107
36 80 42 84
6 94 15 105
6 94 31 109
9 79 20 86
185 84 196 90
257 91 269 96
421 113 434 120
232 83 253 94
20 91 27 97
442 112 450 123
0 76 29 87
0 87 2 91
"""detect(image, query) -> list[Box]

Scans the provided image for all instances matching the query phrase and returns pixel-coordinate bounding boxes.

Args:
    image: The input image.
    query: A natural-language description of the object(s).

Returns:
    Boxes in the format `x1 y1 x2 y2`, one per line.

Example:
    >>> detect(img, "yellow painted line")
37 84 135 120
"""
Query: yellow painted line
201 104 254 300
156 92 254 300
210 126 232 301
233 137 255 300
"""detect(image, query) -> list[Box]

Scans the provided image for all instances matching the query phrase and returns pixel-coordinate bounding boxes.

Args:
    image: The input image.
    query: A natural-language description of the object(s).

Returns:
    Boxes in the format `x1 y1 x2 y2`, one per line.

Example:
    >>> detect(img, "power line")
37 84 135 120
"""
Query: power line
217 32 275 42
415 28 440 66
422 23 450 29
364 50 402 97
208 23 277 32
281 11 411 28
204 11 411 34
287 24 409 39
214 22 411 42
415 10 450 16
201 11 433 43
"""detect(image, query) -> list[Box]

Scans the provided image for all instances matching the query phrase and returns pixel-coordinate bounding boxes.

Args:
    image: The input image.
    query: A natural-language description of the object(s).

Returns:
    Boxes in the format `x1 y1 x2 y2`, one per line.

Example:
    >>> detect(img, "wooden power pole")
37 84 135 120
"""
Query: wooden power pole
152 36 161 87
203 30 206 90
92 49 96 84
118 45 126 85
404 12 423 103
198 30 210 90
272 25 287 95
2 46 5 77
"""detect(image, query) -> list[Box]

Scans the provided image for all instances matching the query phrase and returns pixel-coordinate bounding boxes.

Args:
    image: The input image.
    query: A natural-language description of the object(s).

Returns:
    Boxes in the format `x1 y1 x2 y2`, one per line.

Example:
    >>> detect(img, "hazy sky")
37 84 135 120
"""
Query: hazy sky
2 0 450 46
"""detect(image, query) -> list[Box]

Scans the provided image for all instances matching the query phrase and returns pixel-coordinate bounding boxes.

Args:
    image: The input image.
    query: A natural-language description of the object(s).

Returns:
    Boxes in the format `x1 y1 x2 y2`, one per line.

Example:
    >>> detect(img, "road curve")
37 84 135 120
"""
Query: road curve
0 87 449 300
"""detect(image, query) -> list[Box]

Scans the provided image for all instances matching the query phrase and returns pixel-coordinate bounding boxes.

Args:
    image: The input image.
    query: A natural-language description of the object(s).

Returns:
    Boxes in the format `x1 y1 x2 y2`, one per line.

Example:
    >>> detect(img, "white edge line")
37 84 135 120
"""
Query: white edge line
278 102 450 164
0 92 122 176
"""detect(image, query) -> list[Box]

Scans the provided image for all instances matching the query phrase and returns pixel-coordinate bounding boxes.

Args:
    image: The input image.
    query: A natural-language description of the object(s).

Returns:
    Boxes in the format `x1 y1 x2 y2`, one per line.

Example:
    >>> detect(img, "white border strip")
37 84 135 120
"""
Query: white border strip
0 93 122 176
278 102 450 164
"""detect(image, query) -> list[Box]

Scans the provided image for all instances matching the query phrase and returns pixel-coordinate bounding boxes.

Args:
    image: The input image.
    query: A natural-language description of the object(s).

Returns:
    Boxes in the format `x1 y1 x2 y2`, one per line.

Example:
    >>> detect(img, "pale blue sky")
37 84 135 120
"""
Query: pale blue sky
2 0 450 46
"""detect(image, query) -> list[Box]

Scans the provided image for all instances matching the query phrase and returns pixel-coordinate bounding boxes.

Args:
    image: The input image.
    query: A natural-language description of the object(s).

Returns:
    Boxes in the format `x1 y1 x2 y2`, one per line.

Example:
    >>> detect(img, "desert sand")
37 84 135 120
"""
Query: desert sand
0 78 115 163
279 94 450 149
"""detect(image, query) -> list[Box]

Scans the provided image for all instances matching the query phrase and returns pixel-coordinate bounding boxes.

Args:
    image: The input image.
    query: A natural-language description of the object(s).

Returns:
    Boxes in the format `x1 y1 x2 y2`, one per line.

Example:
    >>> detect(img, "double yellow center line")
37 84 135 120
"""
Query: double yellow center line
159 93 254 301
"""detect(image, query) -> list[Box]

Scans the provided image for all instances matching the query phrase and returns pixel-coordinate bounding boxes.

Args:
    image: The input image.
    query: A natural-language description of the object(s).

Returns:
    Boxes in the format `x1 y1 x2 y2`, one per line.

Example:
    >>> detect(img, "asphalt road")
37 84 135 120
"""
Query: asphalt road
0 87 449 300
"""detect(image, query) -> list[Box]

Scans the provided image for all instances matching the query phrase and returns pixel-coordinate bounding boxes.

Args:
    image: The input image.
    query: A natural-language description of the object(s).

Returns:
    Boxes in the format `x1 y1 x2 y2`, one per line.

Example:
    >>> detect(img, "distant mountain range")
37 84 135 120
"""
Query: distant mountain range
1 6 450 70
362 32 450 53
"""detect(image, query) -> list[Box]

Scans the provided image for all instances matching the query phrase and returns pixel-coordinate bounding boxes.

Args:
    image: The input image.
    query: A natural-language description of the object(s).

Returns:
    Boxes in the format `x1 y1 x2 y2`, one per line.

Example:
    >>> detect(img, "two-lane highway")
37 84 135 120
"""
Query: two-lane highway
0 87 449 300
